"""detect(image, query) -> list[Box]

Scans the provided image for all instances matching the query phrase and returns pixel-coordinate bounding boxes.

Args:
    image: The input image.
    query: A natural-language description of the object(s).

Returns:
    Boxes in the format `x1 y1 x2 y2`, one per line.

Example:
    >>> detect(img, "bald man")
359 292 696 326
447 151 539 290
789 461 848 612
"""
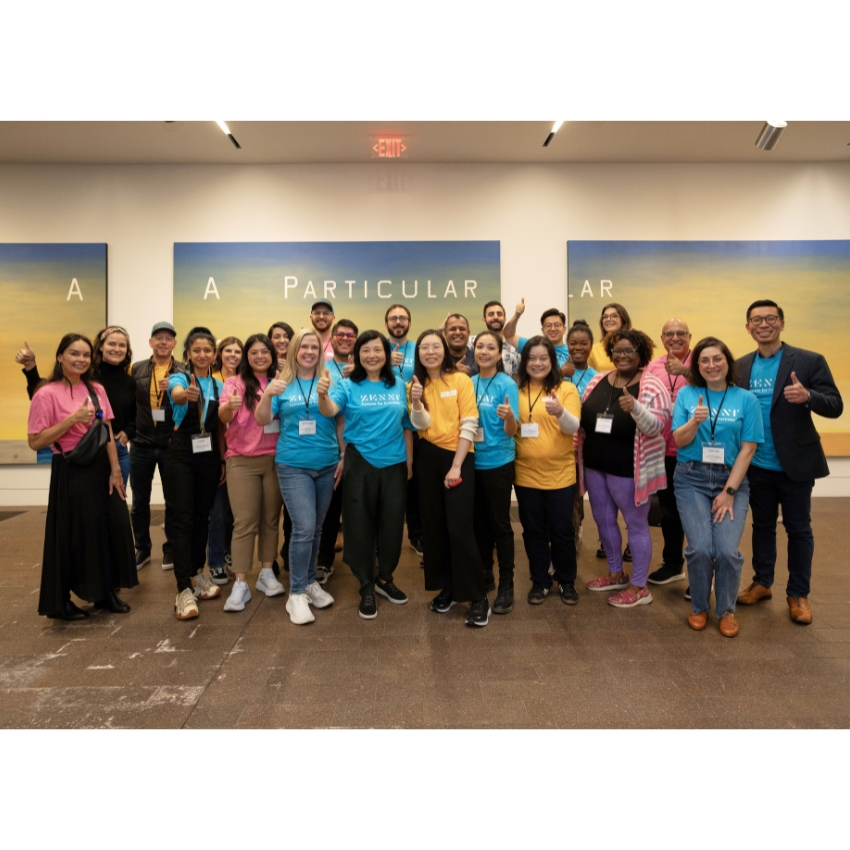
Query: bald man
645 319 693 587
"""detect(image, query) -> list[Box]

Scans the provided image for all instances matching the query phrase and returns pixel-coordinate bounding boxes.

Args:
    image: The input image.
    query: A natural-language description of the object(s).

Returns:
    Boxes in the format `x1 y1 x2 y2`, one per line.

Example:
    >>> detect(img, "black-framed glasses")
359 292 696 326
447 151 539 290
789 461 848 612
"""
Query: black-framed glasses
749 315 780 326
611 348 637 357
663 330 689 338
311 310 333 317
387 316 409 324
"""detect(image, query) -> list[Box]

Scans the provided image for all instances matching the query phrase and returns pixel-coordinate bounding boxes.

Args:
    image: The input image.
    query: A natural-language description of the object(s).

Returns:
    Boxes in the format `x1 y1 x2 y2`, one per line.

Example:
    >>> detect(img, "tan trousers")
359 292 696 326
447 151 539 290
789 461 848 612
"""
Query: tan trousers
225 454 283 574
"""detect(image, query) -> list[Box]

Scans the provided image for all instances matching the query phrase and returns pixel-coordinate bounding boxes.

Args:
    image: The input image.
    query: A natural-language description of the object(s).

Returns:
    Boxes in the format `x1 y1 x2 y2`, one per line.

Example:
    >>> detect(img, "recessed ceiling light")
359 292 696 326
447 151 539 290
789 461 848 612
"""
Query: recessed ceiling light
755 120 787 151
543 121 564 148
216 120 241 150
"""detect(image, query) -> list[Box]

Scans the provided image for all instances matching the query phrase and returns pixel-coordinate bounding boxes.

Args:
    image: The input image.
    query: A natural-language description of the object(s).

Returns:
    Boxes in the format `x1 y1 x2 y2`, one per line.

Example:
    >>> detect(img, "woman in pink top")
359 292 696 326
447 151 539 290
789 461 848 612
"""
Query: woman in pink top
27 333 137 621
219 333 286 612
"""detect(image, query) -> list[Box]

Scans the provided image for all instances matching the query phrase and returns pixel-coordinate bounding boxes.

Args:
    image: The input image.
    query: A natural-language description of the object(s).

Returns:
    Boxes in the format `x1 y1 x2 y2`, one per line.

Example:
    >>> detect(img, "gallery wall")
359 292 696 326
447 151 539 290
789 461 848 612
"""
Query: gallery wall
1 160 849 503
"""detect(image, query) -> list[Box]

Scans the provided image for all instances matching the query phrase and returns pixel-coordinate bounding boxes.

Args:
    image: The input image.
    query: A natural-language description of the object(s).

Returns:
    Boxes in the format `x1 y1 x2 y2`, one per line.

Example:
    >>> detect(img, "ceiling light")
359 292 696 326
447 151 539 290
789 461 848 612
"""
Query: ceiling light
543 121 564 148
755 120 787 151
216 120 241 150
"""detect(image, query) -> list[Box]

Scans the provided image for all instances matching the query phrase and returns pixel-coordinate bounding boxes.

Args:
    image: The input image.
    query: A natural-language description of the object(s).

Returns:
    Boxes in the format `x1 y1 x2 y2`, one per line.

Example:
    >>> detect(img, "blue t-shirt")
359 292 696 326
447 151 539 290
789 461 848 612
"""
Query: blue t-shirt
270 379 339 469
390 340 416 384
168 373 223 429
518 336 569 369
567 365 598 398
748 349 784 471
329 377 412 468
326 359 350 386
672 385 764 467
471 372 520 470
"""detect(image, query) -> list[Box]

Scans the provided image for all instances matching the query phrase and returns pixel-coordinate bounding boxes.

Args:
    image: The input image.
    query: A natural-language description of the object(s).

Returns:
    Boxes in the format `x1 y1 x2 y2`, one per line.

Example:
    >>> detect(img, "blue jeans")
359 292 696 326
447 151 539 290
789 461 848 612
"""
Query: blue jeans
115 442 130 486
674 461 750 618
277 463 337 595
207 481 233 568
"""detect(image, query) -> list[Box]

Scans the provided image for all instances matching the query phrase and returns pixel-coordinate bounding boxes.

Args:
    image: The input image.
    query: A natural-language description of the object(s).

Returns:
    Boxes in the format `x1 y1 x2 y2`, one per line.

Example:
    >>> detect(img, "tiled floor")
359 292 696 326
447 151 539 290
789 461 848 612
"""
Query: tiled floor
1 501 848 728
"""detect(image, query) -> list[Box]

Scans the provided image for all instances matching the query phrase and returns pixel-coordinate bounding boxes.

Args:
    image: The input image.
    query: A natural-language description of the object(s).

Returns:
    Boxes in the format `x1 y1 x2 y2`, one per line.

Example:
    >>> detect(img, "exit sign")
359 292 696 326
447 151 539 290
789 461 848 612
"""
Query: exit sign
371 137 407 159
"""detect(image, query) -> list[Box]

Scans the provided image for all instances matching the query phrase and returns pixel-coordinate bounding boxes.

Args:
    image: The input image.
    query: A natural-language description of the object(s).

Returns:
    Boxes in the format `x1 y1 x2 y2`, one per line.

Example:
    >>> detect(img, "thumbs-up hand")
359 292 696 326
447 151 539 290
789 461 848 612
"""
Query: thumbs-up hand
619 387 636 413
317 373 331 397
158 369 171 393
72 396 95 424
515 297 525 317
268 370 287 397
784 370 810 404
342 354 354 378
496 394 515 421
665 351 689 377
455 360 471 375
185 374 200 402
544 389 564 417
391 343 403 367
410 375 423 405
226 390 242 411
693 393 708 423
15 341 36 370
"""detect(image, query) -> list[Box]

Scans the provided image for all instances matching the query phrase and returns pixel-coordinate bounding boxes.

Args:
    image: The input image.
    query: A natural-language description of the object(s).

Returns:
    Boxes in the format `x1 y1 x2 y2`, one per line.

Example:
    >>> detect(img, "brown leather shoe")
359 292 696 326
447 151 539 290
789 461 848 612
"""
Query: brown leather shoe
719 612 739 638
787 596 813 625
737 582 772 605
688 611 708 631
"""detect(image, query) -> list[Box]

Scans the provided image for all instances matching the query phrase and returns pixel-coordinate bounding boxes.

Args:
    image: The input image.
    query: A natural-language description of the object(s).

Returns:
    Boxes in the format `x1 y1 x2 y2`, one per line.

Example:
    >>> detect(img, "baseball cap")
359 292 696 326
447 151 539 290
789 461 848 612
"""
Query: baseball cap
151 321 177 336
311 300 334 313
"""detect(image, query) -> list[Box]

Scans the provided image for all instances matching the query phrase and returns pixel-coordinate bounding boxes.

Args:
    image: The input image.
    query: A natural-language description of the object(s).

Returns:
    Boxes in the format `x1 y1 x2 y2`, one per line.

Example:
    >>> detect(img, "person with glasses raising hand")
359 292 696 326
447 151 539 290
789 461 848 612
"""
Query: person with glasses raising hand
503 304 573 376
309 300 336 361
735 299 843 625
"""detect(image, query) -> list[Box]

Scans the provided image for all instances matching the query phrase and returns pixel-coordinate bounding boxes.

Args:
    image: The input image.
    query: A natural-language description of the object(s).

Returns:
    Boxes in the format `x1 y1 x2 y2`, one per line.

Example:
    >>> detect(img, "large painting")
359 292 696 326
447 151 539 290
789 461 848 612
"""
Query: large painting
567 240 850 455
174 241 501 346
1 244 108 464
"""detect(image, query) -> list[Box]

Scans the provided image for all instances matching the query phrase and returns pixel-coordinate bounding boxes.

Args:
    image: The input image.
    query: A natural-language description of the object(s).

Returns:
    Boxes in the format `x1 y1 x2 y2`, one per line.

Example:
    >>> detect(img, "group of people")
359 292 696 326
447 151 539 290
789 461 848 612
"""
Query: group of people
21 295 843 637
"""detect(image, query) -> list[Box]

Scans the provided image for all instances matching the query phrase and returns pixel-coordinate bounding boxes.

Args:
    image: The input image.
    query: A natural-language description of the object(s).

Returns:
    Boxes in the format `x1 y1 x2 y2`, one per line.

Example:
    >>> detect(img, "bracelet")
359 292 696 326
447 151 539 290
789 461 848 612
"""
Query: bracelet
339 453 345 458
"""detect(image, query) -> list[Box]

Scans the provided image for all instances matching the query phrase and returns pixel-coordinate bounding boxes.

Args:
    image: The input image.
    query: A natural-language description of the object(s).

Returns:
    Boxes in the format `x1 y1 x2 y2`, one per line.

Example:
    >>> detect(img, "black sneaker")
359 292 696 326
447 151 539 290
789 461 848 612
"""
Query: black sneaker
209 564 229 586
359 594 377 620
375 578 408 604
430 588 456 613
596 545 606 559
483 571 496 593
161 551 174 571
493 580 514 614
466 598 491 627
135 550 151 570
647 563 686 585
272 560 280 578
527 582 549 604
623 544 633 562
684 586 692 601
558 581 579 606
409 537 424 557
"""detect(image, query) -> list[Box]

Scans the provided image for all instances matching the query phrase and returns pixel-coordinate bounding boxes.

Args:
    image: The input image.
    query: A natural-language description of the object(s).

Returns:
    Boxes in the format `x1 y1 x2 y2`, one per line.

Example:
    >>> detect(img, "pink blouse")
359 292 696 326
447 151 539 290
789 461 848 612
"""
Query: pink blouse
222 375 278 459
28 381 114 454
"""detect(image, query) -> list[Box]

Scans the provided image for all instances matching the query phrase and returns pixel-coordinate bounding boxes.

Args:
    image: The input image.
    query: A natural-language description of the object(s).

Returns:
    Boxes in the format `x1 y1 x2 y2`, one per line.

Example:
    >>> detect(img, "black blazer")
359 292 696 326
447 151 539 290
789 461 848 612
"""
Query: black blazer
736 343 843 482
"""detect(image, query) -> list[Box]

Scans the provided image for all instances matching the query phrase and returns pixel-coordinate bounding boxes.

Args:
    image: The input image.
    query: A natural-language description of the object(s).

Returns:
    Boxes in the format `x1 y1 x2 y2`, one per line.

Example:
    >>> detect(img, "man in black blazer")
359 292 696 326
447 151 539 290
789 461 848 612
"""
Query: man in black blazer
735 300 843 624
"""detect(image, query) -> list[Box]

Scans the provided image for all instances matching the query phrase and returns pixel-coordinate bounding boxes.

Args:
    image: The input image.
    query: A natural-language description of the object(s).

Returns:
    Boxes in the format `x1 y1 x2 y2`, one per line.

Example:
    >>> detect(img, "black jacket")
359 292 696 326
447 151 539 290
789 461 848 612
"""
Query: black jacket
131 357 188 448
736 343 843 482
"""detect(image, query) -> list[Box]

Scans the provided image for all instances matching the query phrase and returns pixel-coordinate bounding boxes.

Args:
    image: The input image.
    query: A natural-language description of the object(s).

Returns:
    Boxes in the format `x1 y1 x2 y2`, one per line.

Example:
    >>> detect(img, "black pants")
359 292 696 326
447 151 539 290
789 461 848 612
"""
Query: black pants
418 440 485 602
317 476 343 568
406 431 422 540
747 464 815 598
656 454 685 570
473 462 515 582
130 442 173 557
514 483 577 588
342 446 408 597
163 436 221 593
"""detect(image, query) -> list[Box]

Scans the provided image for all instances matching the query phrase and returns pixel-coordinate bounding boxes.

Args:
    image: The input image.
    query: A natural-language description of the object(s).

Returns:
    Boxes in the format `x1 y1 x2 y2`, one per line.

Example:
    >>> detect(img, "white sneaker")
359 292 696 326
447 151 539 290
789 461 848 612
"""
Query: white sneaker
223 580 251 612
175 588 199 620
286 593 315 625
256 568 286 597
304 581 334 608
193 571 221 601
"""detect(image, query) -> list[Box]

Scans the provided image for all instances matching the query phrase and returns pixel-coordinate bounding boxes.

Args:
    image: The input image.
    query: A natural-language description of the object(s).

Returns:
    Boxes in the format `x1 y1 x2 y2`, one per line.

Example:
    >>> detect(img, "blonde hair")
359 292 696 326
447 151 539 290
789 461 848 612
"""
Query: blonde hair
279 329 327 385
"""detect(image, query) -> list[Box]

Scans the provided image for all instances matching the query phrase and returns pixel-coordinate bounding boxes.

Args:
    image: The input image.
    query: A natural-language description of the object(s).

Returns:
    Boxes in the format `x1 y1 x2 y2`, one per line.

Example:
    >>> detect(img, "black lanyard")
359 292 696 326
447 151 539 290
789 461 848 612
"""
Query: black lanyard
332 360 346 381
150 357 173 408
706 387 729 444
476 374 497 408
605 371 638 413
396 341 409 376
296 375 316 418
572 367 590 396
526 384 544 422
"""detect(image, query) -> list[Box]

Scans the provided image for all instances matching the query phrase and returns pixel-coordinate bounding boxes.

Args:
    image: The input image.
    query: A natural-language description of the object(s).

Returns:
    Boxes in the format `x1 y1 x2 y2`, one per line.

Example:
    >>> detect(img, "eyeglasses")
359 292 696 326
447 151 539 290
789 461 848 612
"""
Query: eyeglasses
542 323 564 331
334 332 356 341
602 313 620 320
698 356 726 367
611 348 637 357
387 316 409 324
311 310 333 317
749 315 780 326
663 330 689 339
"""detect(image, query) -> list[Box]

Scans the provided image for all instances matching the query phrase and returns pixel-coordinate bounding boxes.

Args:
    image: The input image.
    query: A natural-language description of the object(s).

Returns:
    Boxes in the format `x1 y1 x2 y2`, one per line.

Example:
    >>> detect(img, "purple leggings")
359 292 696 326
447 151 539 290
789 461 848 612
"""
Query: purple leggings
585 468 652 587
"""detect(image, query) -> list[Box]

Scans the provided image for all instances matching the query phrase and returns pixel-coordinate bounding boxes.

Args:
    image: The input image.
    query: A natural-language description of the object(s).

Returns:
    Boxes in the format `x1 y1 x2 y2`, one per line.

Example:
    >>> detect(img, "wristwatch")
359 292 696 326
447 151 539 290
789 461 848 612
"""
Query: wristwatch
725 486 737 496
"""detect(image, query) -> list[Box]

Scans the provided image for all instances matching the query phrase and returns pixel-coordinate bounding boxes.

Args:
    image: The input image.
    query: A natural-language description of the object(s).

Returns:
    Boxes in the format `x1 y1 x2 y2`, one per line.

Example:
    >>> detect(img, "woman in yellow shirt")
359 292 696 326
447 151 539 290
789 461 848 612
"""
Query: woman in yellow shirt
409 330 490 627
588 302 633 373
514 336 582 605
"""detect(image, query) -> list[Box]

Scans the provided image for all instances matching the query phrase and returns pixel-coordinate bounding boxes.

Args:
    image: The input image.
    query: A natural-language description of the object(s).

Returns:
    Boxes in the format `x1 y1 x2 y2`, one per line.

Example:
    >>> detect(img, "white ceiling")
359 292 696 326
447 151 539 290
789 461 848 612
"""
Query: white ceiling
1 121 849 165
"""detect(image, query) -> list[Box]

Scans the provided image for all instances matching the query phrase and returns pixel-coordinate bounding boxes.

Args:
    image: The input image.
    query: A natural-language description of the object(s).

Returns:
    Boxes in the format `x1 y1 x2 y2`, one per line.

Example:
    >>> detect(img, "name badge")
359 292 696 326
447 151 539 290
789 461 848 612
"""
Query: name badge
263 419 281 434
702 443 725 464
521 423 539 438
299 419 317 436
152 409 166 422
474 427 484 442
595 414 614 434
192 434 213 453
440 389 458 398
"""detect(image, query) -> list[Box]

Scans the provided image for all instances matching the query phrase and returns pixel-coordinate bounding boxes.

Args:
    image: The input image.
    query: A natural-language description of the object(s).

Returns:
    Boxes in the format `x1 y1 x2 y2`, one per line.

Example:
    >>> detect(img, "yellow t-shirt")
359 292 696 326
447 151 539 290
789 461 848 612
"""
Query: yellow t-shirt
150 361 171 418
588 340 614 373
514 381 581 489
408 371 478 453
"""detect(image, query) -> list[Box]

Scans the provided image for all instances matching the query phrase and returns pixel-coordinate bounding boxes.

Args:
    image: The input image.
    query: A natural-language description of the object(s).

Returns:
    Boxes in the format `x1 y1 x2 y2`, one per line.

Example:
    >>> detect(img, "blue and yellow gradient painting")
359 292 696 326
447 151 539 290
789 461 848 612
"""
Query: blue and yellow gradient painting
174 241 501 347
2 244 107 459
568 240 849 453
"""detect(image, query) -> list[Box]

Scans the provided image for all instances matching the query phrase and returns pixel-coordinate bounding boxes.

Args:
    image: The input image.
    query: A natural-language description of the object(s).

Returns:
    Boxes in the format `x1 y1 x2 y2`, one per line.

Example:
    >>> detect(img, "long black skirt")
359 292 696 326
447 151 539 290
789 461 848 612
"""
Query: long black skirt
38 452 138 617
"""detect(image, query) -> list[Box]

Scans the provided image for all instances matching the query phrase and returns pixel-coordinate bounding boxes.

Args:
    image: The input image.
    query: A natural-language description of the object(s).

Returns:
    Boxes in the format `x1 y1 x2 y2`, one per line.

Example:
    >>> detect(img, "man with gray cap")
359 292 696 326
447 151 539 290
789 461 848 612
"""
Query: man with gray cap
130 321 186 570
310 300 336 361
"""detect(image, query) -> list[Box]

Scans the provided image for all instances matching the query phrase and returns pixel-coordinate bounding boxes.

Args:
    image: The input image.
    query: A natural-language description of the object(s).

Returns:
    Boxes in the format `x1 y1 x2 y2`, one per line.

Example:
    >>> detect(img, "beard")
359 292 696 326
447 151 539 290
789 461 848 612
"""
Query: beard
486 320 504 332
387 325 407 339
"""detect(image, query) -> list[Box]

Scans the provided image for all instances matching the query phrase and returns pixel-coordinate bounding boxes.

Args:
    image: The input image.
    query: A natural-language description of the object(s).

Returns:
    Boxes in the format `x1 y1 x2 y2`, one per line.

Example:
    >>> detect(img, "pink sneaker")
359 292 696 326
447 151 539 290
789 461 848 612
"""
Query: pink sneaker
607 587 653 608
586 573 630 592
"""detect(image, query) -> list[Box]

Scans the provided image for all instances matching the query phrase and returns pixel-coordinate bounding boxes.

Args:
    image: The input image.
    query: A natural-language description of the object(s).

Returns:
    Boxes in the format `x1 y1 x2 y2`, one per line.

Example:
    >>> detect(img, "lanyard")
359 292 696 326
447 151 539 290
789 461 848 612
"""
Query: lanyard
526 384 544 422
332 360 346 380
476 374 497 408
605 372 638 413
706 387 729 444
296 375 316 418
150 357 173 408
572 367 590 396
195 375 218 435
396 341 409 376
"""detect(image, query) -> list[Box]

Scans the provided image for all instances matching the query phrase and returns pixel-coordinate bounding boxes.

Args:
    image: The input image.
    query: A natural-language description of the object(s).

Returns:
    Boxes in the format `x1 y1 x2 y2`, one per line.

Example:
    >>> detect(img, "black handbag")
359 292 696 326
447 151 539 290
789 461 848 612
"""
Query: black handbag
55 387 110 466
